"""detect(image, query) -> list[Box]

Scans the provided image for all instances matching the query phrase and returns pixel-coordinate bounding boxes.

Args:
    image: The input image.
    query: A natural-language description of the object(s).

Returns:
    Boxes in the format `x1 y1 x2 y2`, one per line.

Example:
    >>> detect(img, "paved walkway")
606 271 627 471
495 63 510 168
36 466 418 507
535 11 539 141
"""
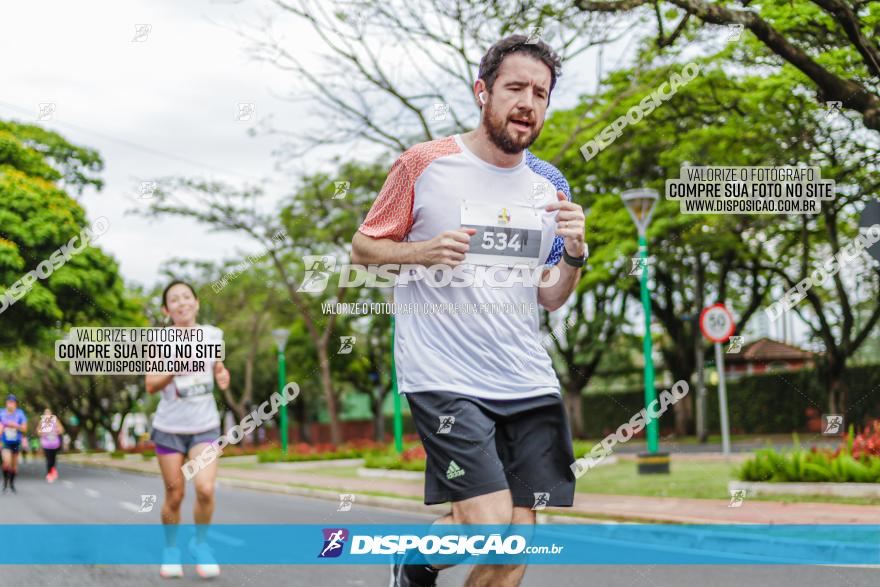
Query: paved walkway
66 454 880 525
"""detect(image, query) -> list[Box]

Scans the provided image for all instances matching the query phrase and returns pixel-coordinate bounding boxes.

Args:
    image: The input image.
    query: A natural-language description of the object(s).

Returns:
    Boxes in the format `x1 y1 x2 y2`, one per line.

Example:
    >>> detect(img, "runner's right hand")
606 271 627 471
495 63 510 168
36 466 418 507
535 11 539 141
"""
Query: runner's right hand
420 227 475 267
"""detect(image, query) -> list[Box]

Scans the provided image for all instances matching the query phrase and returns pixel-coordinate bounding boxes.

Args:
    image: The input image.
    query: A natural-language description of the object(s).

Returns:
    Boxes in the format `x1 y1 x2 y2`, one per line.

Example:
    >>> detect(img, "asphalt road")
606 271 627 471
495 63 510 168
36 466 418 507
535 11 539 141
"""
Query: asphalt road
0 459 876 586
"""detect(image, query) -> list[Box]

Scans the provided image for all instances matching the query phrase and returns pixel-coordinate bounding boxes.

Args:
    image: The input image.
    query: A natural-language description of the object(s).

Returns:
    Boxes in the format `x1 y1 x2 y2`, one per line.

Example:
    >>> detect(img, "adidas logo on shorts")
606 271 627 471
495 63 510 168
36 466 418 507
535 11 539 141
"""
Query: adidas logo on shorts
446 460 465 480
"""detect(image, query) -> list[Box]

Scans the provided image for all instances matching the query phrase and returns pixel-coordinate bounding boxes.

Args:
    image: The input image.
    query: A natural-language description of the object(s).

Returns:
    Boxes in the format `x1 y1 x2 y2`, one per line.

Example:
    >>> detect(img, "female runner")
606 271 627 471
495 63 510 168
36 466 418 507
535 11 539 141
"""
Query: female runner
146 281 230 579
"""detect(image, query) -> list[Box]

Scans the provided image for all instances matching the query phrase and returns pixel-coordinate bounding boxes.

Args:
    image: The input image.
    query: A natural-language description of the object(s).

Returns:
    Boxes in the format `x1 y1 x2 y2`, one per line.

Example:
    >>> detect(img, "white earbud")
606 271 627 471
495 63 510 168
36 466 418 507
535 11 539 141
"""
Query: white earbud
478 92 487 105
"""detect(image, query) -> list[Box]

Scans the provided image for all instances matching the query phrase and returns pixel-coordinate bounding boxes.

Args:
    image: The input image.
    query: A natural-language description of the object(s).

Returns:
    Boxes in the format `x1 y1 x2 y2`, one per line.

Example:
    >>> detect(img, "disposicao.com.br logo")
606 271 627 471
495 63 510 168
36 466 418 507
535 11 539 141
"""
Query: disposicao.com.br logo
350 534 531 555
317 528 558 557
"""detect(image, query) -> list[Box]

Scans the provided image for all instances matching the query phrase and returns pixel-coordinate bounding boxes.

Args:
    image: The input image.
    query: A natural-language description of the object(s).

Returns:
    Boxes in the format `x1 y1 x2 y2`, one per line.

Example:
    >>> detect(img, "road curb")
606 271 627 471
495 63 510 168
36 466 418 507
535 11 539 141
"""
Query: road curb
65 458 611 523
356 467 423 480
730 479 880 498
261 458 365 470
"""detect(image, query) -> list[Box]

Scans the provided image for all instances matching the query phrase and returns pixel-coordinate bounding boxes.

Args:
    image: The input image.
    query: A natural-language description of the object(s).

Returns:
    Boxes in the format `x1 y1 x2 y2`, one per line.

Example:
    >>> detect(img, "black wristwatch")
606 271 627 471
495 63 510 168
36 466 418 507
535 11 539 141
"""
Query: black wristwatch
562 247 586 268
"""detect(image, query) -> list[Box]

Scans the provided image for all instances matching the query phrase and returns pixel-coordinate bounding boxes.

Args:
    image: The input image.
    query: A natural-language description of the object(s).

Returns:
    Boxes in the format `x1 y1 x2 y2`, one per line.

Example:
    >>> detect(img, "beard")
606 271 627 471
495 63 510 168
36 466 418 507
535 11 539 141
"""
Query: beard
483 100 543 155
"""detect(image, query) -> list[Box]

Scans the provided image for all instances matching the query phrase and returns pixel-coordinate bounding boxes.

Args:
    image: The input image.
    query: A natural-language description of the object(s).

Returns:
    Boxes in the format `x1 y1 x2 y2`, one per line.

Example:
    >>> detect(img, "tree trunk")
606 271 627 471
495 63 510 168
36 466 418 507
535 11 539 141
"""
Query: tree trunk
564 387 584 439
672 350 694 438
295 394 311 444
674 392 694 437
86 426 99 450
827 355 847 416
318 346 342 445
239 404 254 447
67 426 80 450
669 357 695 436
241 322 259 444
111 410 130 451
372 394 386 442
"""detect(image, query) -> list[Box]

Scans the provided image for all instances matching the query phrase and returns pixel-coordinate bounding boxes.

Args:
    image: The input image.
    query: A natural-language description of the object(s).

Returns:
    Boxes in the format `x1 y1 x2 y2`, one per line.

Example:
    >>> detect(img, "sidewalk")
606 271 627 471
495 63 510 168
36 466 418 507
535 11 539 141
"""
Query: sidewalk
64 453 880 525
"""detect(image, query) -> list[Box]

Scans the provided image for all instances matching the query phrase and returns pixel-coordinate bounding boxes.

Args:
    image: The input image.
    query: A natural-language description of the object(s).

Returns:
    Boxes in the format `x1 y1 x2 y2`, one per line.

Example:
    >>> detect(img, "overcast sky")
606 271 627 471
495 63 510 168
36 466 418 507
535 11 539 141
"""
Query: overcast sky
2 1 319 287
1 1 615 288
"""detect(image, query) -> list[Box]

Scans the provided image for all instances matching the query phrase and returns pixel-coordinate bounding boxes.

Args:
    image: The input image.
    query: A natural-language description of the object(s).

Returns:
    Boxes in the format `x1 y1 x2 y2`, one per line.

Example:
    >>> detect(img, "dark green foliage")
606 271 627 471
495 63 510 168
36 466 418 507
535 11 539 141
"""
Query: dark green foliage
580 366 880 438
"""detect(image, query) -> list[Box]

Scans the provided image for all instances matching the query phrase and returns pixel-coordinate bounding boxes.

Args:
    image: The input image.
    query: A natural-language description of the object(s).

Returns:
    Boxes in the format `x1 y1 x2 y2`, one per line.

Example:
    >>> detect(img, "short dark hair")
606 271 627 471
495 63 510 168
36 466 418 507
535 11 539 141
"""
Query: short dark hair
477 35 562 97
161 280 198 308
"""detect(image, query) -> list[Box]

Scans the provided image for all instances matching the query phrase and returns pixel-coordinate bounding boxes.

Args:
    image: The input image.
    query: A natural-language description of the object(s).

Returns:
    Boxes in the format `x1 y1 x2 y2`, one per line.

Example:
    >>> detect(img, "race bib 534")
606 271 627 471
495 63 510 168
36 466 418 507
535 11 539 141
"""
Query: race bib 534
460 201 543 268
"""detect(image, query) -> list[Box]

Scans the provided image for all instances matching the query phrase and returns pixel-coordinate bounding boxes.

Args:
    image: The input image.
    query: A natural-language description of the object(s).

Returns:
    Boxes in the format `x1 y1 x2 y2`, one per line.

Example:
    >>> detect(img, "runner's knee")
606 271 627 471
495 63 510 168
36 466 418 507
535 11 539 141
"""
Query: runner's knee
454 493 513 525
164 486 184 509
194 483 215 504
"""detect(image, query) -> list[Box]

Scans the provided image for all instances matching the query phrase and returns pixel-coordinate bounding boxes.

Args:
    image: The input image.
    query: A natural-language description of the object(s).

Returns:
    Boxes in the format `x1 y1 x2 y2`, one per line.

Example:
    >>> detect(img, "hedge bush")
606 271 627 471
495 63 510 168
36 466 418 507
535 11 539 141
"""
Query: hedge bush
257 439 398 463
363 445 427 471
738 447 880 483
580 365 880 437
739 424 880 483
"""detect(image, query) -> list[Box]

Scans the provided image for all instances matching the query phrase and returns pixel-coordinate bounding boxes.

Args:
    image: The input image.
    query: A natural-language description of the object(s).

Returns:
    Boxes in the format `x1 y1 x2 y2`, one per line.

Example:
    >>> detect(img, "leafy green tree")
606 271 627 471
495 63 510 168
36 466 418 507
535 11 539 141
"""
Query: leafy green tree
0 120 145 444
0 120 141 347
0 120 103 194
530 0 880 131
543 52 879 428
136 159 394 445
755 131 880 415
331 311 395 441
533 264 628 438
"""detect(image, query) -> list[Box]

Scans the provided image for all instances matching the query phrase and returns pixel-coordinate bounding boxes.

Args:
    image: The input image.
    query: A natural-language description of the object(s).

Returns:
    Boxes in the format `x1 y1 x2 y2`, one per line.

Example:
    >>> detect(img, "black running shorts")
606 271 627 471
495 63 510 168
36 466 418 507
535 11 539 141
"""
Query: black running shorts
1 441 21 454
405 391 576 508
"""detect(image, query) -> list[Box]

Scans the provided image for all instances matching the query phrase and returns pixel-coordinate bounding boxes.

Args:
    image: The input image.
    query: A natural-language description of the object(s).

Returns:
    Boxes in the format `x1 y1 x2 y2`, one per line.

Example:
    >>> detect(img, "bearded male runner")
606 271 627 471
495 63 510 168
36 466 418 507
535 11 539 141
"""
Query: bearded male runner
351 35 586 587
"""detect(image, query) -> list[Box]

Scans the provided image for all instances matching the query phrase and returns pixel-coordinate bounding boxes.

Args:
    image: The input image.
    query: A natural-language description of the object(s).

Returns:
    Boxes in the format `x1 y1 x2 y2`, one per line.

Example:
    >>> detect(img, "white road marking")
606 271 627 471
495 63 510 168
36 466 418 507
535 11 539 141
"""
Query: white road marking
119 501 142 513
62 480 74 488
84 488 101 498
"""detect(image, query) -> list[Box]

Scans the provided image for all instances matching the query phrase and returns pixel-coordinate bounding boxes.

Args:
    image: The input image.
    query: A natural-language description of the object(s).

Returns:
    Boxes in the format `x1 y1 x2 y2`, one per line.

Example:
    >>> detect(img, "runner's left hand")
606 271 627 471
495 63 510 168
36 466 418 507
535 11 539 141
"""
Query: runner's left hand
545 191 586 258
214 361 231 391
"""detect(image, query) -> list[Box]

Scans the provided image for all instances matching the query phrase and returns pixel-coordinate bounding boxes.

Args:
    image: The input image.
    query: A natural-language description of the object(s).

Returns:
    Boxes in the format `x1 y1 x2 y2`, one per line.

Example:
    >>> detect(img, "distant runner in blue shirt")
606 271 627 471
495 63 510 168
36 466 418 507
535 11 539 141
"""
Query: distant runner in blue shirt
0 394 28 493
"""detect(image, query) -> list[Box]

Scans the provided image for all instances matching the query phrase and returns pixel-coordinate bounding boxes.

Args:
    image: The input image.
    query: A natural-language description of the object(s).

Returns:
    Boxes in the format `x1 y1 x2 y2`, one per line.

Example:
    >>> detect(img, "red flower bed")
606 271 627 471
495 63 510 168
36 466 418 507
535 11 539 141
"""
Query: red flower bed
286 439 388 457
290 442 337 455
345 439 386 451
847 419 880 460
401 445 426 462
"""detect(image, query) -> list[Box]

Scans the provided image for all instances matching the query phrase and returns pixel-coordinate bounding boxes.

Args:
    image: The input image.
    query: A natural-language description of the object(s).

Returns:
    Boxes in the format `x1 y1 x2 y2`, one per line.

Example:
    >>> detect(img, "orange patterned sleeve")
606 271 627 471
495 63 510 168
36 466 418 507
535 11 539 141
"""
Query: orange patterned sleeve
358 154 415 241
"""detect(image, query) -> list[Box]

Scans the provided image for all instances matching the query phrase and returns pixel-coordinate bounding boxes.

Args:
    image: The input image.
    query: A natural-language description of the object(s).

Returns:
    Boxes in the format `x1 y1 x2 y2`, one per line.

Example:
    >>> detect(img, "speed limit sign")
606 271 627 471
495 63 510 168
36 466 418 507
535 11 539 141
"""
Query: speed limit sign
700 304 735 343
700 303 735 457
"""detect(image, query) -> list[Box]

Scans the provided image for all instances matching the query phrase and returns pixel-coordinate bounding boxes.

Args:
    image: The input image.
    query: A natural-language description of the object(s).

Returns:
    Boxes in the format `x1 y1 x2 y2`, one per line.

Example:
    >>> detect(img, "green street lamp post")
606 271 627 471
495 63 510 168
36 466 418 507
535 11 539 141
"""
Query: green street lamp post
620 188 669 474
391 316 403 454
271 328 291 455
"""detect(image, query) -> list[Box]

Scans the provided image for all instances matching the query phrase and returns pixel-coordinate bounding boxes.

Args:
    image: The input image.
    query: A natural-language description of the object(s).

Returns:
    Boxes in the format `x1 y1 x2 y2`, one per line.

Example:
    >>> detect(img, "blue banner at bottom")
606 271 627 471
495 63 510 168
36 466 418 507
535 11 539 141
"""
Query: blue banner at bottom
0 524 877 565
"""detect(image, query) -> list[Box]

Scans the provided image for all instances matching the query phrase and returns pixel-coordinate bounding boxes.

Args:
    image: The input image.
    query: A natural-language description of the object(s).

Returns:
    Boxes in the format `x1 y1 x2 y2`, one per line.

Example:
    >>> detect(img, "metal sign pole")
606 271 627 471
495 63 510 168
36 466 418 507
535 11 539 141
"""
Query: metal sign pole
714 341 731 457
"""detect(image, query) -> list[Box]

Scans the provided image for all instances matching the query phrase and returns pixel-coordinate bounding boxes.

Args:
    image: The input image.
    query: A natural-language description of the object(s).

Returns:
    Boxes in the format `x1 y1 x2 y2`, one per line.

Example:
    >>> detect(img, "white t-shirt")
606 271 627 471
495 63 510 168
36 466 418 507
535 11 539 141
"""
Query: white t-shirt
358 134 574 400
151 324 222 434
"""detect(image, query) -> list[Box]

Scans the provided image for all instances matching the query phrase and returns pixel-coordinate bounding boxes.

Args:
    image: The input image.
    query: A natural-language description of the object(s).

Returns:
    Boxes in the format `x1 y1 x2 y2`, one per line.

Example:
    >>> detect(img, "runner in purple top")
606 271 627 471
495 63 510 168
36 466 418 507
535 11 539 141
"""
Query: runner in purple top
38 408 64 483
